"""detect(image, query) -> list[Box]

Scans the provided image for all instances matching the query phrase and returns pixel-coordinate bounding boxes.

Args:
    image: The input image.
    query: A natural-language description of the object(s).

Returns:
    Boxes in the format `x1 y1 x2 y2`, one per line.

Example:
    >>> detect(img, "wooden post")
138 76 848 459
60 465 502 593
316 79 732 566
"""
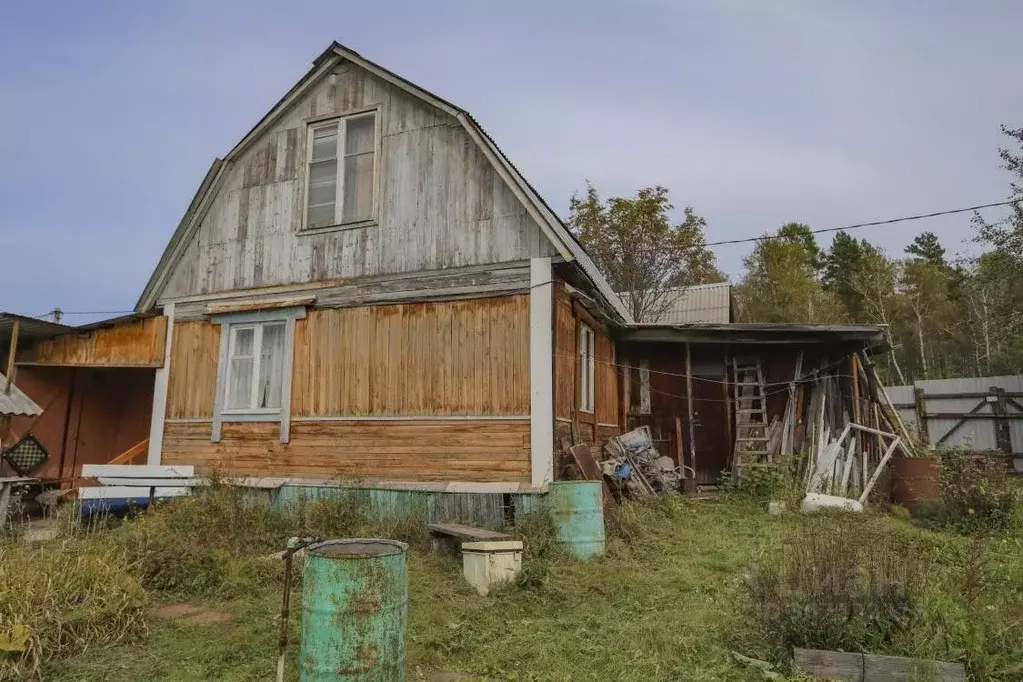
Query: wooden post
913 388 930 444
4 319 19 394
723 346 732 455
850 354 861 424
685 343 696 485
992 387 1012 454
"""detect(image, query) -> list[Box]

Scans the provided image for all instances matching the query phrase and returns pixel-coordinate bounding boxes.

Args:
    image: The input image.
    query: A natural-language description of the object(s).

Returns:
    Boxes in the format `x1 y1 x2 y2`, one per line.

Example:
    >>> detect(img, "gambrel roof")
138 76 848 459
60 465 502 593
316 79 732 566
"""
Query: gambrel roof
136 41 632 322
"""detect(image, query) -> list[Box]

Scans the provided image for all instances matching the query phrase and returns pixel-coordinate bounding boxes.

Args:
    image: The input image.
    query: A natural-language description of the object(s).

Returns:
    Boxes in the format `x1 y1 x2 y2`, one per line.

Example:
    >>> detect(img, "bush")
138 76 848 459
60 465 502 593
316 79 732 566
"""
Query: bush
932 449 1019 533
0 540 147 679
742 521 922 661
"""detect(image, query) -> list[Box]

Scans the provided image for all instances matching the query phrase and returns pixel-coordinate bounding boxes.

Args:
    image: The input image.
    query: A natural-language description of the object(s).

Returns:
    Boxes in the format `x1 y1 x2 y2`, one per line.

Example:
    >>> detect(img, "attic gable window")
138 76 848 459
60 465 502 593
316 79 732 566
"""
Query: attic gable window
305 110 378 230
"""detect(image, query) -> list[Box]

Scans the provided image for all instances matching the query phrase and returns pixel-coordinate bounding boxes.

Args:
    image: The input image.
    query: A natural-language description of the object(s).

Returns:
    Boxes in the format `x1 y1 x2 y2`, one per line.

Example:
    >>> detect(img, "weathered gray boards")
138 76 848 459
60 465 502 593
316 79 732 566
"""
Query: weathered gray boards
794 648 966 682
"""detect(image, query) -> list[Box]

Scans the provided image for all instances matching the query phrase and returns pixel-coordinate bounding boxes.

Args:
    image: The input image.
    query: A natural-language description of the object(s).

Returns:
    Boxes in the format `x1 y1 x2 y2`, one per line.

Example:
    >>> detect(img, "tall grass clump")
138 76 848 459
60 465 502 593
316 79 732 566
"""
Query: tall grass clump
288 493 430 550
0 540 147 679
510 511 565 590
110 481 288 595
930 449 1020 534
742 521 922 661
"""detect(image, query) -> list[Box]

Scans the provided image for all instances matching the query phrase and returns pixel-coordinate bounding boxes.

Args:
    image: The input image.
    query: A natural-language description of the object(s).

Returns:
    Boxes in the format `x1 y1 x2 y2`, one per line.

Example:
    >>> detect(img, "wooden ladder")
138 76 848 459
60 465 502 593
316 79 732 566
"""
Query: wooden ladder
732 356 768 481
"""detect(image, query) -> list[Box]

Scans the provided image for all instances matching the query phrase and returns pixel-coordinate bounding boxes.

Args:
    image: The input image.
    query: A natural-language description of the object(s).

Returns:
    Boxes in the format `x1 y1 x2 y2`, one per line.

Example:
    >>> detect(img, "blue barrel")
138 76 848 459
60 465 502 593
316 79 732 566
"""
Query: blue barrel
299 539 408 681
549 481 605 559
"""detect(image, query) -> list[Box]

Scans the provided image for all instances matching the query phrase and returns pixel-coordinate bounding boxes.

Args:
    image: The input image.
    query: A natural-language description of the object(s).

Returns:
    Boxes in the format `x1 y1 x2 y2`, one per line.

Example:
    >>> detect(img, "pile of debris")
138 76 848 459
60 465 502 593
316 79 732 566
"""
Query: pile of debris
733 350 917 512
564 426 684 504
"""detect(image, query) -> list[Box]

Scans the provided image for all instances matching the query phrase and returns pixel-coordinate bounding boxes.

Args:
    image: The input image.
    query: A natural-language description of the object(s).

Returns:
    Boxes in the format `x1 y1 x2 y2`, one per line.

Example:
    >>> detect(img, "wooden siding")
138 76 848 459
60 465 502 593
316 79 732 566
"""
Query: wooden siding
27 317 167 368
292 296 529 417
552 283 621 458
160 61 556 301
162 420 530 483
166 321 220 419
595 331 618 426
554 286 576 421
171 261 531 322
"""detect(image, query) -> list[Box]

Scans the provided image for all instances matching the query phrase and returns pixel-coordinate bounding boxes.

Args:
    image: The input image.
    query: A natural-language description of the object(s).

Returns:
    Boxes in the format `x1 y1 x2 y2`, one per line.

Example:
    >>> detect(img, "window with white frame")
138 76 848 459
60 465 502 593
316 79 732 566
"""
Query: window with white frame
578 323 595 413
225 321 287 413
305 111 377 229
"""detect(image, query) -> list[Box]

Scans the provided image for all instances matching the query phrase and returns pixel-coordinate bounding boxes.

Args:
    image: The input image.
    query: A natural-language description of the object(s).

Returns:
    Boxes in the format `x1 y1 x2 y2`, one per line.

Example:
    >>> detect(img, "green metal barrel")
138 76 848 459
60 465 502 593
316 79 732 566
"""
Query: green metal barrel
549 481 605 560
299 539 408 681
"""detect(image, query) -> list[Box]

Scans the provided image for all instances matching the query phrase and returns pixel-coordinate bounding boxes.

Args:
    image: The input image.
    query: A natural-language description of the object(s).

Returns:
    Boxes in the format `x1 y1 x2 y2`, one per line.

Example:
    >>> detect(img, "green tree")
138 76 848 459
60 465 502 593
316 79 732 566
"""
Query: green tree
568 183 722 321
904 231 947 267
847 243 908 383
736 224 844 323
975 126 1023 258
823 231 868 319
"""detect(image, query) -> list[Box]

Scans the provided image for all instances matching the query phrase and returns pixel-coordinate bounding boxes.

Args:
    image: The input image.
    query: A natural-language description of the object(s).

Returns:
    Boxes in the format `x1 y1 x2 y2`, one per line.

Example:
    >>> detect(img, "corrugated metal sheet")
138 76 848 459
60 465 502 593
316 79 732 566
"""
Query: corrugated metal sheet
887 375 1023 452
0 371 42 417
0 313 73 344
620 283 731 324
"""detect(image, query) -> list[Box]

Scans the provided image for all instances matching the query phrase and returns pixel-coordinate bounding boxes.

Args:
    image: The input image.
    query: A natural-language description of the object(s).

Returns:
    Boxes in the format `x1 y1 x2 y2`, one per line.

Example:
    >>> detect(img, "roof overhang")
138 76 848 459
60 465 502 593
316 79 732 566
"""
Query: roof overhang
620 322 887 347
0 313 74 347
135 42 633 323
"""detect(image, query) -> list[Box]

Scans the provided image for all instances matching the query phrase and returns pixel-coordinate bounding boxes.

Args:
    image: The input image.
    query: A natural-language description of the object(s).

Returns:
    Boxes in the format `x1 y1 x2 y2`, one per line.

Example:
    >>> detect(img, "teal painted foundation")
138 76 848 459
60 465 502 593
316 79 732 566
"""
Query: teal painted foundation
273 485 546 532
549 481 605 560
299 539 408 681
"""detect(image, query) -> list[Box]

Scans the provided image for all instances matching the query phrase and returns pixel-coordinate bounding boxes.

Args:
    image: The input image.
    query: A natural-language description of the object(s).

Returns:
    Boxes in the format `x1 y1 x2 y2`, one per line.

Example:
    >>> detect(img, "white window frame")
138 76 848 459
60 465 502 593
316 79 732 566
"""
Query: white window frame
211 307 306 444
224 322 285 415
301 106 380 232
578 323 596 413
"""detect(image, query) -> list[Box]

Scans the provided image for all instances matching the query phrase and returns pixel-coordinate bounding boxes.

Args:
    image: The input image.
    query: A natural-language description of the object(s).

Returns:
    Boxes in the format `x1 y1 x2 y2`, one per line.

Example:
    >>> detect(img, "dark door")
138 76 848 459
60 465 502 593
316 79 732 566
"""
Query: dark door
690 359 731 484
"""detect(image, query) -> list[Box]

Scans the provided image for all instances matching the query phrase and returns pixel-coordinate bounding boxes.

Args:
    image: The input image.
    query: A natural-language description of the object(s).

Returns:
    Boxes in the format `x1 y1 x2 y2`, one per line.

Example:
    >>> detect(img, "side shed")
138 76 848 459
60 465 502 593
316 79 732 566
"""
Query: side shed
616 323 886 485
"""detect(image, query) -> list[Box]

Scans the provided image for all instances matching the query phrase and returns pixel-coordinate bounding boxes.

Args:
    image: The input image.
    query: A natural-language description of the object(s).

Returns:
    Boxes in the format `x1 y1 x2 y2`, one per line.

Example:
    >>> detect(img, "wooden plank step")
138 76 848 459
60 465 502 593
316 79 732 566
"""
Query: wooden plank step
427 523 511 541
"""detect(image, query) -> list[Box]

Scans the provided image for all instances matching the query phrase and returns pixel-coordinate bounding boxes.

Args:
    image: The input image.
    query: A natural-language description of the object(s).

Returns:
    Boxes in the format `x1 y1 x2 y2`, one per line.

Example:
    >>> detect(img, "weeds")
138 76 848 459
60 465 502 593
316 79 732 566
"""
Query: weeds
930 449 1020 534
0 539 147 679
510 511 565 591
742 520 922 661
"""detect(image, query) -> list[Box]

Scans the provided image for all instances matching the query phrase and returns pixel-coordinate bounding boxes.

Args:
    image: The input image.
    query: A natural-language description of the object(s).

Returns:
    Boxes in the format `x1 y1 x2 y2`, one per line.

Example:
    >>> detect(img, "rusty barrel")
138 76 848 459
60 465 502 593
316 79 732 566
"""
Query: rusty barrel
549 481 605 560
891 457 941 507
300 539 408 681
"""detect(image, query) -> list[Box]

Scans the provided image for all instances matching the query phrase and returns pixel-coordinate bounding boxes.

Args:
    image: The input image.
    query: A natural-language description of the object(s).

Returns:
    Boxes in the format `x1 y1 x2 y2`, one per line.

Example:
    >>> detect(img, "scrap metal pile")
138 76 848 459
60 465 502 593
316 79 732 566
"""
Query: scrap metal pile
601 426 683 496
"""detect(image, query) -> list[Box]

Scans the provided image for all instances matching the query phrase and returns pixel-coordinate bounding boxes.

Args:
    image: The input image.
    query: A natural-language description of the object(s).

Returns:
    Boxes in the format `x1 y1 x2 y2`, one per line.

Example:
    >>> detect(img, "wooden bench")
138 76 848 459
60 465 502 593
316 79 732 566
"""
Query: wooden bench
427 522 512 555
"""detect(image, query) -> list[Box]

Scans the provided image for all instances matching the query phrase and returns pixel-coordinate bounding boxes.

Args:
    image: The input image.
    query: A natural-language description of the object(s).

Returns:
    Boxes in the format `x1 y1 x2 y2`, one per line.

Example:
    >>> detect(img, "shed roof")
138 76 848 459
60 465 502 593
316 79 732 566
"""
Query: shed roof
0 313 73 346
627 283 731 324
0 371 42 417
622 322 886 346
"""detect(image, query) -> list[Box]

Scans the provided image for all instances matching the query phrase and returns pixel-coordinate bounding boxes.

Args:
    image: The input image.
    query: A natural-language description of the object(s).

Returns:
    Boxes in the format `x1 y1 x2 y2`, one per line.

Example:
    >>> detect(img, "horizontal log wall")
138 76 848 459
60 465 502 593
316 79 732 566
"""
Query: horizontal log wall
292 295 529 417
26 317 167 367
162 420 530 483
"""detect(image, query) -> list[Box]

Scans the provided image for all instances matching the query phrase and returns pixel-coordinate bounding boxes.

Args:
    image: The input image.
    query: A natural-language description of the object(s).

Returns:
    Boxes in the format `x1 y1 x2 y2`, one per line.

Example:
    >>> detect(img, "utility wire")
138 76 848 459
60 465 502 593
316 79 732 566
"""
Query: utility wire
611 198 1022 252
706 199 1022 247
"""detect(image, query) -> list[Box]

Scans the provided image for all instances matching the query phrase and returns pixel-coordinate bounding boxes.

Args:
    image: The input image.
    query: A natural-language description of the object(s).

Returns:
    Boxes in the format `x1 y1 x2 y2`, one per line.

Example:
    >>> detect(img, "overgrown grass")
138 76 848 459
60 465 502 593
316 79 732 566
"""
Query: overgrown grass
0 486 1018 680
0 538 147 679
742 519 923 660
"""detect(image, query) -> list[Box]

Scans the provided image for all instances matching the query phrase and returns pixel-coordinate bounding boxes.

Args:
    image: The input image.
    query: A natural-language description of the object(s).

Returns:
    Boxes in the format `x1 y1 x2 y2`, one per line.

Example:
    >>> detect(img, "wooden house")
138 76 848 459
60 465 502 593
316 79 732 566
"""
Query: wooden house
5 42 887 506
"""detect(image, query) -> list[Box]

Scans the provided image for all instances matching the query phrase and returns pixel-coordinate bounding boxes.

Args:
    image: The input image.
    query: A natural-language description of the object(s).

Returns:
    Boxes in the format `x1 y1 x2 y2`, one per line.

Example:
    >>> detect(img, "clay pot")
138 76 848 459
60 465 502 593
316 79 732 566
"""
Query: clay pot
891 457 940 506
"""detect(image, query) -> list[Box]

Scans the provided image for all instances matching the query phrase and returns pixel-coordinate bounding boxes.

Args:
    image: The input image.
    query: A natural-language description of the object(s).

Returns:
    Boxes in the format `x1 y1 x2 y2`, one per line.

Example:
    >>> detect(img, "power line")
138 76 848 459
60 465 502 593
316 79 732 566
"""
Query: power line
609 198 1022 253
705 198 1021 248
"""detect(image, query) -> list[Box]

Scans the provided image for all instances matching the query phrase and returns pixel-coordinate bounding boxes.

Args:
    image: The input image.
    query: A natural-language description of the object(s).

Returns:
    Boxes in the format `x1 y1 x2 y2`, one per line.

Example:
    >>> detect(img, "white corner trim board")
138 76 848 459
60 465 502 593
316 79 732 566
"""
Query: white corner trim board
529 258 554 488
147 302 176 465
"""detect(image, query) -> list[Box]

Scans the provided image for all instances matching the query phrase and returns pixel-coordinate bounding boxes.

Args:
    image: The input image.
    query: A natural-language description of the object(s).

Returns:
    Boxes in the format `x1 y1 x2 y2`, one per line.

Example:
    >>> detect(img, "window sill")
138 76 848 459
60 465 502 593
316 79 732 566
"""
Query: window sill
299 219 378 236
218 412 282 423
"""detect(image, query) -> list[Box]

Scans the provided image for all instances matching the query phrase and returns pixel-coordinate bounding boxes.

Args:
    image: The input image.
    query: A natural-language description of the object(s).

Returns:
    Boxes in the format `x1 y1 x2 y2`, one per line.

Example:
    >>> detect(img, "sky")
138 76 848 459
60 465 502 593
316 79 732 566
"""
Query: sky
1 1 1021 322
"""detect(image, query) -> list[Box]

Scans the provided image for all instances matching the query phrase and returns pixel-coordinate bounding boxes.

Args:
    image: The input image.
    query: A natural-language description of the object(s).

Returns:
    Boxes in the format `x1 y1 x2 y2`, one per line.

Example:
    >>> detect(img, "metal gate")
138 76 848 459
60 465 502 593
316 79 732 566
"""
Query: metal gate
887 375 1023 472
